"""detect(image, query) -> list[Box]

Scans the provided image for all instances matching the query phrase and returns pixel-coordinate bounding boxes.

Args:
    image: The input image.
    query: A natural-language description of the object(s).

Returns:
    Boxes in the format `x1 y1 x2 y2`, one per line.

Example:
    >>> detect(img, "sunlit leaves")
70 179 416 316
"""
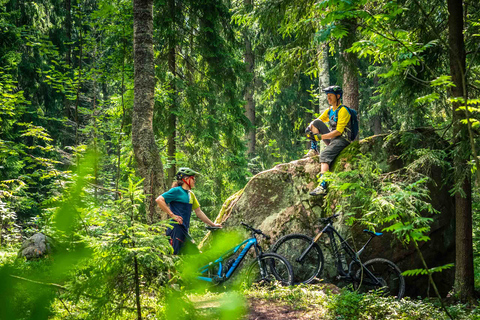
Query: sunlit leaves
414 93 440 106
402 263 454 276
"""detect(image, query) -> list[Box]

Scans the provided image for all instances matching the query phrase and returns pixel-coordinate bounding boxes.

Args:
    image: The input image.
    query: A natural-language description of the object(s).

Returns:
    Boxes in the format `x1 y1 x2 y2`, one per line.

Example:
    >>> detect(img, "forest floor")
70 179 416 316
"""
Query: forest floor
190 284 480 320
246 298 324 320
193 293 323 319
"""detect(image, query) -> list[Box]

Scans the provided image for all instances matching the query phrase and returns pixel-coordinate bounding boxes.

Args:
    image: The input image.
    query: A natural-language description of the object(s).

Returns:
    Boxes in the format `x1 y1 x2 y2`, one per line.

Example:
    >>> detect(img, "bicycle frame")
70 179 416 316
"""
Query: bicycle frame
301 221 383 286
197 235 261 284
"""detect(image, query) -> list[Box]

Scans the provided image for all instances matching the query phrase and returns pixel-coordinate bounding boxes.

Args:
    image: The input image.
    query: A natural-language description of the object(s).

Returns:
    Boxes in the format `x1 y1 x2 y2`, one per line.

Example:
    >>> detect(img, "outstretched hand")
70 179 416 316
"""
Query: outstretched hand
211 223 222 228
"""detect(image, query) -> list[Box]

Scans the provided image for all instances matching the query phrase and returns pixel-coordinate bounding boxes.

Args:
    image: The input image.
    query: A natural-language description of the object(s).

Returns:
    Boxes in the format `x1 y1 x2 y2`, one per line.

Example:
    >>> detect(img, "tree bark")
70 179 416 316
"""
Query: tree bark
133 0 167 223
167 0 177 187
317 43 329 114
448 0 474 302
372 75 382 135
63 0 72 145
339 19 359 112
244 0 255 157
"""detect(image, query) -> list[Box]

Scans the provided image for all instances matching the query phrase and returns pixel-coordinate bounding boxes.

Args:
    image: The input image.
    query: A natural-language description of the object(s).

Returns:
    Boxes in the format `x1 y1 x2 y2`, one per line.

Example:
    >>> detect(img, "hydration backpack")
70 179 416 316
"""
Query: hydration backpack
328 105 359 141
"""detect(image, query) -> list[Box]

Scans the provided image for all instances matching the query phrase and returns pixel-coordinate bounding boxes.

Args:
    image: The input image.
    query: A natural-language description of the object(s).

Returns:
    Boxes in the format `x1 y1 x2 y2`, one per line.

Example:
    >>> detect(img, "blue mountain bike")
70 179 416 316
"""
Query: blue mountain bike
197 222 294 286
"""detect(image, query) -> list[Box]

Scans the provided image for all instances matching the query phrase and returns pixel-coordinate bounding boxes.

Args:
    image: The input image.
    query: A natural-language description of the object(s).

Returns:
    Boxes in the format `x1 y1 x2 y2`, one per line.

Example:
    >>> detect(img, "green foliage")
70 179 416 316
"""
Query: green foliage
323 147 450 277
402 264 454 277
246 284 477 319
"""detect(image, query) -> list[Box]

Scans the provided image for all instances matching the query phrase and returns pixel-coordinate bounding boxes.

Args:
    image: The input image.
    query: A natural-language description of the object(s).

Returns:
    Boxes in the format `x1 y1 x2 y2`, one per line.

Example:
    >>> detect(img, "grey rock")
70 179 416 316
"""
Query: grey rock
19 233 54 259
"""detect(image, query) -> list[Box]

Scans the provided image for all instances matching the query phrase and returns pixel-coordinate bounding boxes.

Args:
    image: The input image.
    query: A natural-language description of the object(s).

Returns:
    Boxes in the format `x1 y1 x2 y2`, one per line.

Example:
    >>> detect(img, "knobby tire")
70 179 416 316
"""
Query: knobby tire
271 234 324 284
355 258 405 299
245 253 294 287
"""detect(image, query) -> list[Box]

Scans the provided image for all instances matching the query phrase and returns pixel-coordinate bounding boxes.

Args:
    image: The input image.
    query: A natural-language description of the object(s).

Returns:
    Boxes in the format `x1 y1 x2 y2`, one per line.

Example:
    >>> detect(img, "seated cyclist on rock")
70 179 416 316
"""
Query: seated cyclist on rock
156 167 221 254
304 85 355 196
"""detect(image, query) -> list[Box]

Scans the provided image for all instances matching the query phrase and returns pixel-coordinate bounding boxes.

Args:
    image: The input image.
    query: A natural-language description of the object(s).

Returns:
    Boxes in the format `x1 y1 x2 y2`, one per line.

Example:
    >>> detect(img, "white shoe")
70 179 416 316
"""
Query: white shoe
303 149 319 158
309 185 327 196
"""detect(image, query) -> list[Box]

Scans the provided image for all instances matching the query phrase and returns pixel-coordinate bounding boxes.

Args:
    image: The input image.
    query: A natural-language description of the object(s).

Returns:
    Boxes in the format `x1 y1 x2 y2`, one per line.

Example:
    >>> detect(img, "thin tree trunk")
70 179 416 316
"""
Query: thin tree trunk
64 0 72 136
318 43 329 114
93 46 98 199
339 19 359 112
244 0 255 157
116 28 127 198
134 253 142 320
167 0 177 188
75 27 83 151
133 0 167 223
448 0 475 302
372 75 382 135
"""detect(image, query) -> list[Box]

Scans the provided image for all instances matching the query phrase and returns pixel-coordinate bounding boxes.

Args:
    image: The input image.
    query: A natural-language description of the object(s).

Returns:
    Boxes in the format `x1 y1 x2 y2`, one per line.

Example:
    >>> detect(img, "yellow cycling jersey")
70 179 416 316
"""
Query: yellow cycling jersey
318 105 351 134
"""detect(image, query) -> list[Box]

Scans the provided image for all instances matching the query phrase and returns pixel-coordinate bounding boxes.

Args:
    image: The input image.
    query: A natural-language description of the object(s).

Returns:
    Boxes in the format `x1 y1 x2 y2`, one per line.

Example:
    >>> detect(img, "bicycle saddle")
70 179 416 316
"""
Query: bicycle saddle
363 229 383 236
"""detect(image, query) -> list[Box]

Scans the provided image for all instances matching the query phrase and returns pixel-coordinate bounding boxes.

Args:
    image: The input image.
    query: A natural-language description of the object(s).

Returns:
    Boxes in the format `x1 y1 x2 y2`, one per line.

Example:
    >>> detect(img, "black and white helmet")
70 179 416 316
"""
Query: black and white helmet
322 85 343 97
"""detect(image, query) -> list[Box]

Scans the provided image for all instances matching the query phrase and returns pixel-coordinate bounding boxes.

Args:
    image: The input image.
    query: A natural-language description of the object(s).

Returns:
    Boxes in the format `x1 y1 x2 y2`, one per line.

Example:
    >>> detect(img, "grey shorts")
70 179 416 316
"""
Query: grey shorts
311 120 350 165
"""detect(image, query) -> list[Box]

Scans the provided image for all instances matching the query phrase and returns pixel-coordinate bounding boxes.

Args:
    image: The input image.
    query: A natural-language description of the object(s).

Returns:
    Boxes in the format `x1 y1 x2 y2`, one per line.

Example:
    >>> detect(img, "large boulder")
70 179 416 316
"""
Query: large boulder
214 129 455 297
18 233 54 260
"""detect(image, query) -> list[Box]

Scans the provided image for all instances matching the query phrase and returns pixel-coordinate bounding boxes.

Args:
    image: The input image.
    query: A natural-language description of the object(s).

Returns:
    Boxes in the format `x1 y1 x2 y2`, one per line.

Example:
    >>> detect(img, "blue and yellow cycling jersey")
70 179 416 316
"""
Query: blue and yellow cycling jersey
161 186 200 230
319 105 351 134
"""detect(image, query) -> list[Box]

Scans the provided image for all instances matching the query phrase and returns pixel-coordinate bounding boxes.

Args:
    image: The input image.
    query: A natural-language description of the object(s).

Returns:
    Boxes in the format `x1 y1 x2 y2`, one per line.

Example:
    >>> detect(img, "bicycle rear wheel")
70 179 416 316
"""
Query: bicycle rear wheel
245 253 294 286
271 234 324 284
355 258 405 299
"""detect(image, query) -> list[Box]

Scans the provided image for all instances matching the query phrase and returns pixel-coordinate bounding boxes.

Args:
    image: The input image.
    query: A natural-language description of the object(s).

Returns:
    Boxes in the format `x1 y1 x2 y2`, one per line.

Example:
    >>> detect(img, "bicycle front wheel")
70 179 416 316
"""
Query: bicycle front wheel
245 253 294 287
271 234 324 284
355 258 405 299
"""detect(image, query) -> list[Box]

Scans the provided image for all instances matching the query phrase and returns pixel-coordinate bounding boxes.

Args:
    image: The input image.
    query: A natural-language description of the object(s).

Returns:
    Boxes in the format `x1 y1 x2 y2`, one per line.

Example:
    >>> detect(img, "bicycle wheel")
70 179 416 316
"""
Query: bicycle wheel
245 253 294 286
271 234 324 284
355 258 405 299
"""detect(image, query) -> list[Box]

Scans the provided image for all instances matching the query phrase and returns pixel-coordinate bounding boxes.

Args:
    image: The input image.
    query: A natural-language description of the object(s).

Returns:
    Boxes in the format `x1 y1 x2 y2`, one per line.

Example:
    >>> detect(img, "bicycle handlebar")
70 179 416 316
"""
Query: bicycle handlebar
206 226 222 231
320 213 340 224
241 222 271 240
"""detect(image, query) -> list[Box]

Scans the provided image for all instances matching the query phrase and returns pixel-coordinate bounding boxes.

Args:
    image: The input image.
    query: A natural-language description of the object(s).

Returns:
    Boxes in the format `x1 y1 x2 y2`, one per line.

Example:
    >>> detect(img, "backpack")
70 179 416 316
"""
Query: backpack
328 105 359 141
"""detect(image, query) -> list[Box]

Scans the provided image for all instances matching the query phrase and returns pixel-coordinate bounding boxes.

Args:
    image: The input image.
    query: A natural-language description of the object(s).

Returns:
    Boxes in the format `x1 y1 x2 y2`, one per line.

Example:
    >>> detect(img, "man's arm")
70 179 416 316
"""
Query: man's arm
155 195 183 224
318 107 350 140
194 207 221 227
319 130 342 140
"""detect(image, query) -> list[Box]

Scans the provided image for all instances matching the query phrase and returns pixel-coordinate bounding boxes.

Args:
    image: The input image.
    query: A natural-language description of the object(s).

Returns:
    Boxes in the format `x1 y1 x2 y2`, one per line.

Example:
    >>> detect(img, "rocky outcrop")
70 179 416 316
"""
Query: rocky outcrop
214 129 455 297
19 233 54 259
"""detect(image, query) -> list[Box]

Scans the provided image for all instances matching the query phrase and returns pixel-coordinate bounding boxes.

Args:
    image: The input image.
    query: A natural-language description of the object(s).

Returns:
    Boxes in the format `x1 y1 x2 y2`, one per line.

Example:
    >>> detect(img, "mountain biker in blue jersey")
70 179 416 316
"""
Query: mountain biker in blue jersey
304 85 352 196
156 167 221 254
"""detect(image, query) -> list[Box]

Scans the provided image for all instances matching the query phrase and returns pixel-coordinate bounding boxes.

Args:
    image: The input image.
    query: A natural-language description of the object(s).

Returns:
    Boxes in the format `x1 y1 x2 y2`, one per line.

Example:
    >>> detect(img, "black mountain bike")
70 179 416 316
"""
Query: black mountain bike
272 214 405 299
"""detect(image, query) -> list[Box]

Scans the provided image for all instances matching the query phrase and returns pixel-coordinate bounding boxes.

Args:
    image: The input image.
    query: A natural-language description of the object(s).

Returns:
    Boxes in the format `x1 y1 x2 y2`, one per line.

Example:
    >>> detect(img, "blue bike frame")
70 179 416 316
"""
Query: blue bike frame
197 237 257 283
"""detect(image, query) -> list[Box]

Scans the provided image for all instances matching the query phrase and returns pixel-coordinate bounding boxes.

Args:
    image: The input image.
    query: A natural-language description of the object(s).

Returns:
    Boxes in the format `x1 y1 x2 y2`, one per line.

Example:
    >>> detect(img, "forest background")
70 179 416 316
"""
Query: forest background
0 0 480 318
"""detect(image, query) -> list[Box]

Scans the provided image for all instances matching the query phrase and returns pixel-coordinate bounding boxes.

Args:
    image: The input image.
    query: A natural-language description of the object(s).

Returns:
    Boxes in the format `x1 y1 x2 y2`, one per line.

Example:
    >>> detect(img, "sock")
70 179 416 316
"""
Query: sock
319 174 327 189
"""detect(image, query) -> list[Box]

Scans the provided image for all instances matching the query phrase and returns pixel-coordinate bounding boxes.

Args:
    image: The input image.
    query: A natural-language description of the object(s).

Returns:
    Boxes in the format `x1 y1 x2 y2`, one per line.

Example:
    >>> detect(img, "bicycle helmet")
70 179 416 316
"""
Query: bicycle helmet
175 167 199 180
322 85 343 97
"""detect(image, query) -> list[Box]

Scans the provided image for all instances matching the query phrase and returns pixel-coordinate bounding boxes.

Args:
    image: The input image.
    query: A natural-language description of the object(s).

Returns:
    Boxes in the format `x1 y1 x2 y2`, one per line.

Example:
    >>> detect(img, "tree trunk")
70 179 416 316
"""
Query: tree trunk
116 28 127 198
93 46 98 200
317 43 329 114
372 75 382 135
244 0 255 157
133 0 167 223
166 0 177 188
64 0 72 137
448 0 474 302
75 27 83 151
339 19 359 112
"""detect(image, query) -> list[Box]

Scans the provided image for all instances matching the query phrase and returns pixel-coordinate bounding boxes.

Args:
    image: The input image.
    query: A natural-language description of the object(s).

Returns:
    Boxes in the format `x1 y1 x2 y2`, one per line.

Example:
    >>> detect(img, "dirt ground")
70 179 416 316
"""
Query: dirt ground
247 298 325 320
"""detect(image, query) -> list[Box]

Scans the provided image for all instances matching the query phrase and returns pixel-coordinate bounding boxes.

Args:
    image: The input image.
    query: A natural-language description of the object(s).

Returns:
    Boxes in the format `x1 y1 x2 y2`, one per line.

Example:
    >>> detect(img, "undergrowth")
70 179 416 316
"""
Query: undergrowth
245 284 480 319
